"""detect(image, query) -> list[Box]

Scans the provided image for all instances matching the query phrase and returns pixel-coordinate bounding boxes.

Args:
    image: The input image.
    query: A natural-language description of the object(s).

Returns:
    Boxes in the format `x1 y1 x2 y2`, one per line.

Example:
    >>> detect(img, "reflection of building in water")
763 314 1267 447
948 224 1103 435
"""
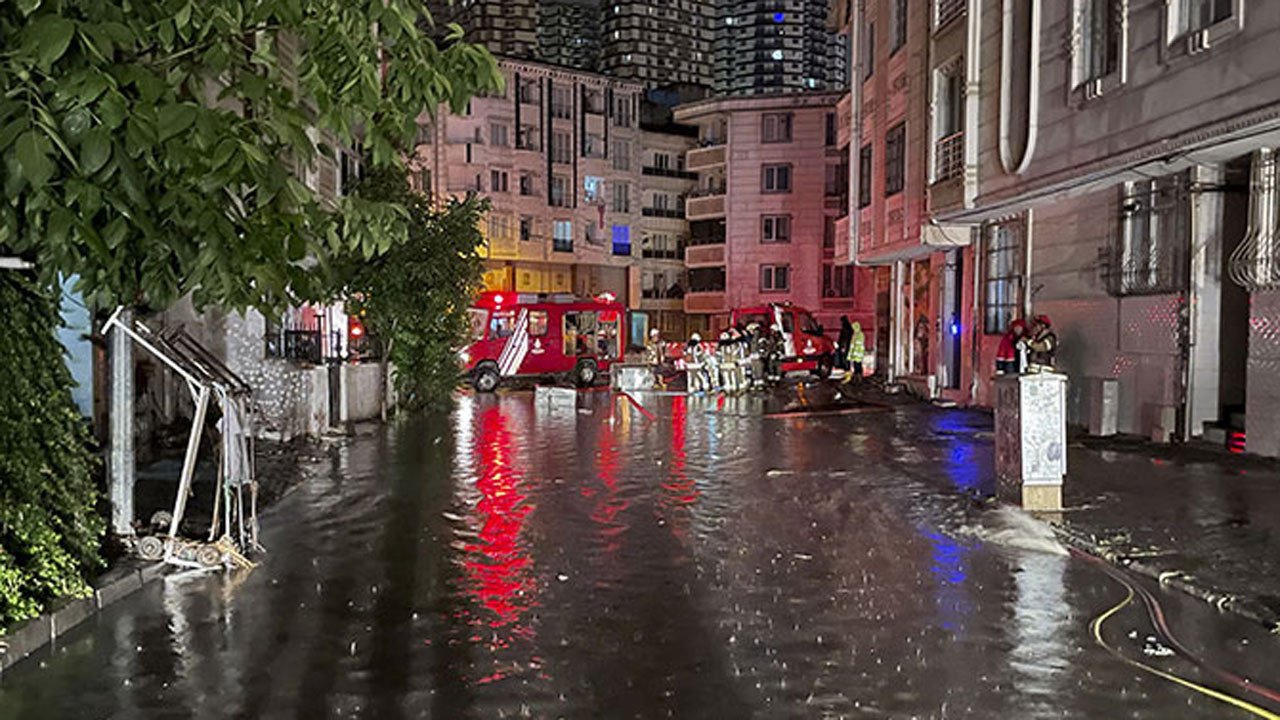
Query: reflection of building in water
1010 552 1070 712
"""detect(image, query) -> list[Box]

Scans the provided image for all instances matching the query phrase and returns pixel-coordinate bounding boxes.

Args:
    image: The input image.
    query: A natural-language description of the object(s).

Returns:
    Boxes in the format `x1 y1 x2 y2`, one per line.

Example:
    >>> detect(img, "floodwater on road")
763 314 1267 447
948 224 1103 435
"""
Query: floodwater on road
2 388 1278 719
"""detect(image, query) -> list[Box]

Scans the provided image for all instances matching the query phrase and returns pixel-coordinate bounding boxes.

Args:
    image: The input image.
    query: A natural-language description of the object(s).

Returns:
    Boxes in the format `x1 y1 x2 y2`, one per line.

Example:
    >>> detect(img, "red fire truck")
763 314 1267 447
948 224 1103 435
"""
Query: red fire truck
731 303 836 377
463 291 626 391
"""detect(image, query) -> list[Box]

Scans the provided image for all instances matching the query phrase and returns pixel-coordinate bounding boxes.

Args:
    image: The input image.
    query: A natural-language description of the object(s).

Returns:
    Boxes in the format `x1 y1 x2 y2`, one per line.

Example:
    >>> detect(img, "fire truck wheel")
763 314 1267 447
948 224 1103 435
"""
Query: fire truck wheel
574 359 599 388
472 363 500 393
813 354 834 380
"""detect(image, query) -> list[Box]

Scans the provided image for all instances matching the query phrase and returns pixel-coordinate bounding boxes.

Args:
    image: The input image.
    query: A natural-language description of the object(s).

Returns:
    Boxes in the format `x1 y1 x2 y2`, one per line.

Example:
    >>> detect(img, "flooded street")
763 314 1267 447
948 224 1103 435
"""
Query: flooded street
2 389 1277 719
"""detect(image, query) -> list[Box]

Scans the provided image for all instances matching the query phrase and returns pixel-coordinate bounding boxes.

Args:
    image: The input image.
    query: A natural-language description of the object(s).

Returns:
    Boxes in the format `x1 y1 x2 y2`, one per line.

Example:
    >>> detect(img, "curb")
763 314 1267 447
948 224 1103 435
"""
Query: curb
1049 522 1280 633
0 561 171 675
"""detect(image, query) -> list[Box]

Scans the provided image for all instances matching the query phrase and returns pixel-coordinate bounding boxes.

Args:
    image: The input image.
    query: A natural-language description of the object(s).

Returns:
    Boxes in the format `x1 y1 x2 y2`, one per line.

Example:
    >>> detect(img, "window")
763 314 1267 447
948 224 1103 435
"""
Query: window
689 266 726 293
518 125 539 151
551 176 569 207
487 214 513 243
520 173 534 196
1076 0 1122 89
489 123 509 147
552 86 572 119
584 133 605 158
823 216 837 252
562 311 597 355
519 79 539 104
858 145 873 207
936 0 966 28
489 313 517 339
552 131 572 164
614 94 634 127
825 112 838 147
933 68 965 181
761 215 791 243
984 220 1024 334
891 0 908 54
1114 175 1189 295
862 22 875 81
528 310 549 337
653 192 672 211
611 182 630 212
416 168 432 196
553 219 573 252
654 152 671 170
612 139 631 171
490 170 509 193
885 123 906 196
761 113 793 143
762 164 792 193
1174 0 1233 36
824 264 855 298
520 216 533 241
826 164 844 197
584 176 604 203
761 264 790 293
612 225 631 256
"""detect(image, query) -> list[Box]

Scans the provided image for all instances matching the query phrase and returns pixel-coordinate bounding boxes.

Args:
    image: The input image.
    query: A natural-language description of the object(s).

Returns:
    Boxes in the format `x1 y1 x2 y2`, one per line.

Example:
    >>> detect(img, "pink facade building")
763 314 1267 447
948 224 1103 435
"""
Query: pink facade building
675 92 875 340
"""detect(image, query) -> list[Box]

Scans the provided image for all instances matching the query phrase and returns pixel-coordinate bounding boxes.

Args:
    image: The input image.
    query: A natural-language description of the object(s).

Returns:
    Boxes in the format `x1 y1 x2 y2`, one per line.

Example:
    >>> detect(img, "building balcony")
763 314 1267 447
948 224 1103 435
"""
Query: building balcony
642 166 699 180
685 194 726 220
641 247 685 261
687 145 726 171
684 291 726 315
685 243 725 267
934 132 965 183
642 207 685 219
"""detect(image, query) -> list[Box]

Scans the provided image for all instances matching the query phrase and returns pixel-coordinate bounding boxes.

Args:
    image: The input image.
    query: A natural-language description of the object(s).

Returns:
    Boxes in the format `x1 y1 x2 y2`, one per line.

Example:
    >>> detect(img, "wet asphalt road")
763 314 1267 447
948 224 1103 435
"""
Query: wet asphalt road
1 386 1278 719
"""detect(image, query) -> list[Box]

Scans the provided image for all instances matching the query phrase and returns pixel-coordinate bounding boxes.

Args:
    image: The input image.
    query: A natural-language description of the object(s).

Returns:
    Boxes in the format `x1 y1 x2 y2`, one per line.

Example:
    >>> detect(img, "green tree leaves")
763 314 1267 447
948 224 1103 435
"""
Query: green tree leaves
342 167 487 411
0 273 103 628
0 0 502 315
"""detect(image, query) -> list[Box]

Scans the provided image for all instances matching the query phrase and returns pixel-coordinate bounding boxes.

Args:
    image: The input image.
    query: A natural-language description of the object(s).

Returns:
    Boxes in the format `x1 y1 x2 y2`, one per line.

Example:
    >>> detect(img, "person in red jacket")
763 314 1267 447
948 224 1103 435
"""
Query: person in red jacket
996 318 1027 375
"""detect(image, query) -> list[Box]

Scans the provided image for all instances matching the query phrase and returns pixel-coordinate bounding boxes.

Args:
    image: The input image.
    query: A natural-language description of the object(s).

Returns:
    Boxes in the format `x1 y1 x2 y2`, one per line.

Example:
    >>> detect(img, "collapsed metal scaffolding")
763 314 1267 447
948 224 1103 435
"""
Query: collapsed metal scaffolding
103 308 261 570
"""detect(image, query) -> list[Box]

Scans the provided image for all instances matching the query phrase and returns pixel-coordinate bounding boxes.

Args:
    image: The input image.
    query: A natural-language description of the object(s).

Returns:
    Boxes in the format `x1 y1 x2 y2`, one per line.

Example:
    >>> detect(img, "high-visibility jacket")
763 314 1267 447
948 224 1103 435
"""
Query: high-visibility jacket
847 329 866 363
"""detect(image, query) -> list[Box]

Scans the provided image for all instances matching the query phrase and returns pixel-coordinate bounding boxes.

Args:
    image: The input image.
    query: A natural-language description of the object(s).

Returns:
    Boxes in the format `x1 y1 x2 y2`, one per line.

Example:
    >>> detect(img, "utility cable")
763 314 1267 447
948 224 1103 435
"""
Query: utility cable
1086 555 1280 719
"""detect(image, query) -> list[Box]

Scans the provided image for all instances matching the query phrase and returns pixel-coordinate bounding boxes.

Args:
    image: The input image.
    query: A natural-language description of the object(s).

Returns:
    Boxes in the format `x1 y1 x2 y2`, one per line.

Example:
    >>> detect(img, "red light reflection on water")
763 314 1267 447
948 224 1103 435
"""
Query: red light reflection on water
590 414 630 555
659 395 698 541
462 405 536 646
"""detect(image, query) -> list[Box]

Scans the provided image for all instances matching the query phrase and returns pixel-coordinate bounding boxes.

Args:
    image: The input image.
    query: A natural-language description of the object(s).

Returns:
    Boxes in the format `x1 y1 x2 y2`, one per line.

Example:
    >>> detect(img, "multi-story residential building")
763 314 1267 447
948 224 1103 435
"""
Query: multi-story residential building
714 0 850 95
845 0 1280 457
411 57 699 342
842 0 978 403
637 119 699 337
426 0 540 60
675 92 873 338
538 0 601 72
599 0 717 88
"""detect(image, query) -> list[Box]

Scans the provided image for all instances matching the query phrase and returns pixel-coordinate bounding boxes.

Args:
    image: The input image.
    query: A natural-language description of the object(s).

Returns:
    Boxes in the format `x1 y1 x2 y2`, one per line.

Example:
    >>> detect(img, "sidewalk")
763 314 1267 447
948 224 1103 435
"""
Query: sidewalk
1059 433 1280 629
853 382 1280 631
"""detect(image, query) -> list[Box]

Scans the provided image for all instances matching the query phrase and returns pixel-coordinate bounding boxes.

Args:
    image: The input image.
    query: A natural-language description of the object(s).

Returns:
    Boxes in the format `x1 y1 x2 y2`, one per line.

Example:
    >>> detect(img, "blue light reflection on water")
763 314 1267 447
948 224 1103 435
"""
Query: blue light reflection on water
920 528 973 633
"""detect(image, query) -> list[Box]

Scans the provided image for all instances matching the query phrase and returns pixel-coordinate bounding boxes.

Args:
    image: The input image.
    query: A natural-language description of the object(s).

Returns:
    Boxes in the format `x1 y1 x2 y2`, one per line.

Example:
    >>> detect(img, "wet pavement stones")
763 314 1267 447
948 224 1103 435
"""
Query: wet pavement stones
846 381 1280 632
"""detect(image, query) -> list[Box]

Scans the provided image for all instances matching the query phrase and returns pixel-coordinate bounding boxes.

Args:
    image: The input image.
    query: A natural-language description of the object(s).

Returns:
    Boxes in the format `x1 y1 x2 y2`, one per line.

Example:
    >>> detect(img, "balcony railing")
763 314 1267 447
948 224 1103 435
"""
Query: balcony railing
641 247 685 260
643 207 685 219
642 166 699 180
685 195 726 220
935 132 965 183
936 0 966 30
687 145 727 171
684 291 726 314
685 244 725 266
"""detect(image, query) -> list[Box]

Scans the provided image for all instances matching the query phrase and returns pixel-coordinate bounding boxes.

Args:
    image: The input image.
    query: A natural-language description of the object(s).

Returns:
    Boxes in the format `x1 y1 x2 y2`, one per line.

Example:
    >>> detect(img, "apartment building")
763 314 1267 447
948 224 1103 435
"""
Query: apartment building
411 57 698 341
715 0 850 95
637 121 699 337
599 0 717 88
845 0 1280 456
426 0 540 60
675 92 873 337
538 0 601 72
